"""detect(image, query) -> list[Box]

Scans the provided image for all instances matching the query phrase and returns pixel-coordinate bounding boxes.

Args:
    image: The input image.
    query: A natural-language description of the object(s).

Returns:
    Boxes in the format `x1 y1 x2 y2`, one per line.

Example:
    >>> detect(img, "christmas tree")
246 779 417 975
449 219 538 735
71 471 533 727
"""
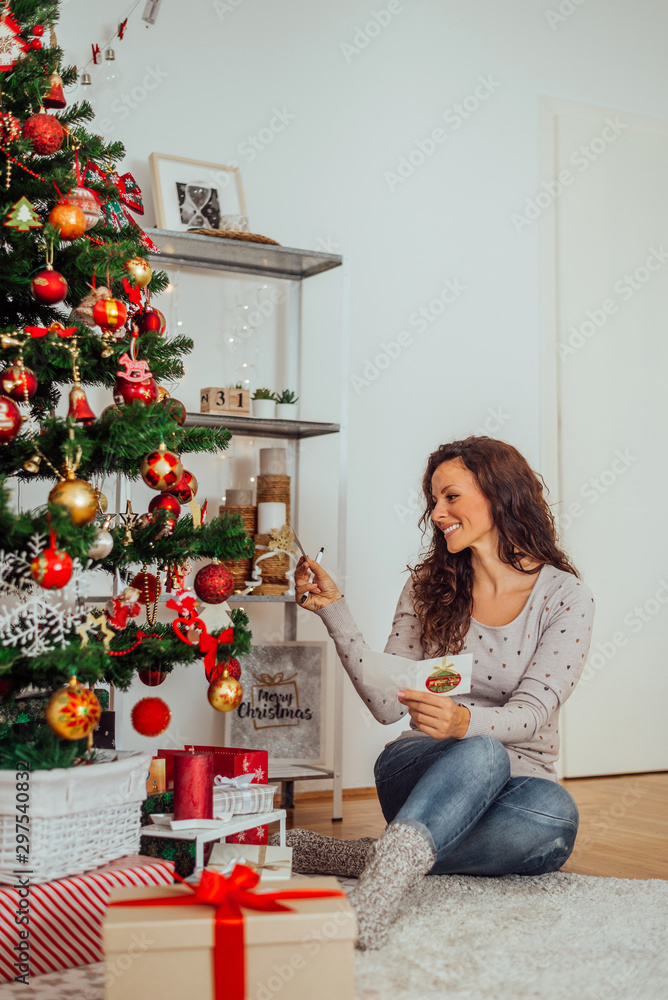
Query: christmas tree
0 0 254 769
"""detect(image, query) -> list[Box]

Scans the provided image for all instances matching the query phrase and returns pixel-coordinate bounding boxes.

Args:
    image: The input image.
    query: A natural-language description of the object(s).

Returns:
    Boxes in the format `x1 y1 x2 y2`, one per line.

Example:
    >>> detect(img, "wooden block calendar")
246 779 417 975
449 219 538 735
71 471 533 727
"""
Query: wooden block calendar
200 387 250 415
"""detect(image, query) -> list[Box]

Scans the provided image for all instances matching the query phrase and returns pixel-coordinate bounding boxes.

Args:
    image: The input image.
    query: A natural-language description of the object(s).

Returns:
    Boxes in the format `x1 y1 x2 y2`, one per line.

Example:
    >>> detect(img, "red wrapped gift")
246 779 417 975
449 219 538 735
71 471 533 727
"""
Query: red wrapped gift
226 823 269 846
188 745 268 785
0 854 173 983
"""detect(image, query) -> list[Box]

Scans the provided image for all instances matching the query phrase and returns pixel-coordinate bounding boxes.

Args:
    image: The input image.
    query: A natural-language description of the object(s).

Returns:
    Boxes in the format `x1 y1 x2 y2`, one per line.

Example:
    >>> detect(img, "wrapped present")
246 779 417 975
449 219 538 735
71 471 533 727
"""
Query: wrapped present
0 854 173 983
213 773 278 815
226 822 268 846
189 745 268 785
142 790 174 825
209 843 292 883
139 833 200 879
103 867 356 1000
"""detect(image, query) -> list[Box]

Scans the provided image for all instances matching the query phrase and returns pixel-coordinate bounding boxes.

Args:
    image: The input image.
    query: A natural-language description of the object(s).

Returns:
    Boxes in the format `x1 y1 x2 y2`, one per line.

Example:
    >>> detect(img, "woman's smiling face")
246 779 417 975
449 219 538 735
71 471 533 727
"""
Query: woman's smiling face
430 458 496 553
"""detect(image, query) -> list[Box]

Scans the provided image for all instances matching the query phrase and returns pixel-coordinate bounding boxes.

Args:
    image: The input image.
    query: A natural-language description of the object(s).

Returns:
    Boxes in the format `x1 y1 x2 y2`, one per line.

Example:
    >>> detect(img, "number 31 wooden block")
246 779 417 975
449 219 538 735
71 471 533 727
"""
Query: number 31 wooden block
200 387 250 415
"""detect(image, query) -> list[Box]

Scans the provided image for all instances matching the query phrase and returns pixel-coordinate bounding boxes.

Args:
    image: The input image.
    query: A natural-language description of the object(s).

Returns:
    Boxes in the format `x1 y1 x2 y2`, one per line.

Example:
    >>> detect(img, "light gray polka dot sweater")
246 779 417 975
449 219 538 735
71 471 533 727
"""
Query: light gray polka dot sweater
317 564 595 782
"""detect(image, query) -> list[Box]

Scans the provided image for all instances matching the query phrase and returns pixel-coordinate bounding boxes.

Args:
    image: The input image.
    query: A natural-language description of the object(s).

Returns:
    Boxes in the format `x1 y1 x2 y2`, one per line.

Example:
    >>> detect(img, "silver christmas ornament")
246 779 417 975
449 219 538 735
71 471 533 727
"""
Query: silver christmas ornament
88 528 114 560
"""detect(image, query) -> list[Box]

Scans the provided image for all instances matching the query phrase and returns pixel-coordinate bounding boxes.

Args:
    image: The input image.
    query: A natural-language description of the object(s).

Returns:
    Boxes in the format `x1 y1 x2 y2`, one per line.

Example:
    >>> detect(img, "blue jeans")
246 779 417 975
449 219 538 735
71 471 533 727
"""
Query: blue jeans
374 734 579 876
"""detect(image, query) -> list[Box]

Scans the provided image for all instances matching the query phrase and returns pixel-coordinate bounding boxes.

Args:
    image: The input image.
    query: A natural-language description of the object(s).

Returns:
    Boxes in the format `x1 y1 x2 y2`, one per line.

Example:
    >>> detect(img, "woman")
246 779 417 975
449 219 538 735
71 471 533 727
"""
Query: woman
282 437 594 950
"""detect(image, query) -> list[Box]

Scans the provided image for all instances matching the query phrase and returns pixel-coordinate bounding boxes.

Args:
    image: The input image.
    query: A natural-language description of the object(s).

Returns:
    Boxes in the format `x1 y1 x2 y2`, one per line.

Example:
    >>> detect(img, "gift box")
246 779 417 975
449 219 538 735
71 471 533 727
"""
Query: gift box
140 832 200 879
213 774 278 815
189 745 269 785
142 790 174 825
0 854 173 983
209 843 293 882
226 823 269 846
103 869 356 1000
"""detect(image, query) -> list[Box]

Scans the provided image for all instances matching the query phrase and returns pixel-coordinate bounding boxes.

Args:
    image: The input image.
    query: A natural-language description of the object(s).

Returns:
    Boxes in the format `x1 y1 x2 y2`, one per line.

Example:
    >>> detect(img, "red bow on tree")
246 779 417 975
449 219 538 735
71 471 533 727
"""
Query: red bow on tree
25 322 77 338
167 590 234 672
83 161 161 253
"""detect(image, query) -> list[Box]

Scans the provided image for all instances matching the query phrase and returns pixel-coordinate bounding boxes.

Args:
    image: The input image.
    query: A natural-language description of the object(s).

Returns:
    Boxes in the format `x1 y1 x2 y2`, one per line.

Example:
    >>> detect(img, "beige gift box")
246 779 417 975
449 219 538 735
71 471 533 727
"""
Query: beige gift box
208 843 293 883
103 877 356 1000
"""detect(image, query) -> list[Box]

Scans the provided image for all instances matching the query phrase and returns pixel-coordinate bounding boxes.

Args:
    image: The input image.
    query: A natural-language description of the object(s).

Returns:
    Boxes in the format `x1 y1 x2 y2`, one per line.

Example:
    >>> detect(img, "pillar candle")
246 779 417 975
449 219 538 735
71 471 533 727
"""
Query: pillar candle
146 757 166 795
259 447 287 476
258 501 286 534
173 751 214 821
225 488 253 506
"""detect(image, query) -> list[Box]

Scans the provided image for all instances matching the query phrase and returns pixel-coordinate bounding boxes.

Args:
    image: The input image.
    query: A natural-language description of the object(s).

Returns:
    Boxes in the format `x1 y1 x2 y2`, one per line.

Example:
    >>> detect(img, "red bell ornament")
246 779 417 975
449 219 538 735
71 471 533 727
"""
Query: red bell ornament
148 493 181 516
194 563 235 605
140 441 183 491
31 266 68 304
0 363 37 400
22 113 64 155
49 203 86 241
67 384 96 423
135 308 166 336
0 395 22 445
65 187 101 230
30 532 73 589
92 296 127 331
42 71 66 110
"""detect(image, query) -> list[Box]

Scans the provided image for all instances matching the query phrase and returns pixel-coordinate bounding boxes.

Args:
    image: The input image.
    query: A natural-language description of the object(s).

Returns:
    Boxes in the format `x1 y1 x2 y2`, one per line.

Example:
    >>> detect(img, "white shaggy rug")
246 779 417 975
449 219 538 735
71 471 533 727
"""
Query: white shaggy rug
2 873 665 1000
355 871 668 1000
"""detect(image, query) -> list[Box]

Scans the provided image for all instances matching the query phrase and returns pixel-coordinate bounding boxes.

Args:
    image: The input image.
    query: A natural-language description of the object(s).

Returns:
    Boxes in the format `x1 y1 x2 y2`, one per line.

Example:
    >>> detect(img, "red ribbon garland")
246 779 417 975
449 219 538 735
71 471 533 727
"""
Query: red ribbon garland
109 864 345 1000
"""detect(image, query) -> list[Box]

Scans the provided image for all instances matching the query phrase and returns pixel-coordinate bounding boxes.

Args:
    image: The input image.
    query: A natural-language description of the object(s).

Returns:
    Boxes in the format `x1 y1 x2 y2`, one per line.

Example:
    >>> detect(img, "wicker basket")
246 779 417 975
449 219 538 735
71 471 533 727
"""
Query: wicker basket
252 582 290 596
253 534 289 577
256 475 290 527
0 751 151 884
187 228 280 246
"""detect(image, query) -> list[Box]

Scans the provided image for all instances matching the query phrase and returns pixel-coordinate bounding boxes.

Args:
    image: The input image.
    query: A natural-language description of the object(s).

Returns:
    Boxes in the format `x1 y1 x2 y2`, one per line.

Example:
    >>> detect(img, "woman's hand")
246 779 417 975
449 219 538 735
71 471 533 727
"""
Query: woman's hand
295 555 343 612
397 690 471 740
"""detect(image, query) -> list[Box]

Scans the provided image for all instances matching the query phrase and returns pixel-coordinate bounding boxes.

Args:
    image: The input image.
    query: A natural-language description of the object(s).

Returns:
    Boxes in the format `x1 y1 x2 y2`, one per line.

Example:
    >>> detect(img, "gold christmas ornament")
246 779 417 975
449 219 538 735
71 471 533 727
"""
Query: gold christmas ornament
95 489 108 513
156 385 170 402
49 471 97 526
207 669 243 712
140 441 183 492
46 676 101 740
124 256 153 288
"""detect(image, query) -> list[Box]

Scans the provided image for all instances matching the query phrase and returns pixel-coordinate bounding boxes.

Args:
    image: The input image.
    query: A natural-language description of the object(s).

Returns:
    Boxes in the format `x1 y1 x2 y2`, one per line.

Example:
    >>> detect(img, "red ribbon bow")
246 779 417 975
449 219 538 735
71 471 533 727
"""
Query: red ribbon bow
82 161 161 253
109 864 345 1000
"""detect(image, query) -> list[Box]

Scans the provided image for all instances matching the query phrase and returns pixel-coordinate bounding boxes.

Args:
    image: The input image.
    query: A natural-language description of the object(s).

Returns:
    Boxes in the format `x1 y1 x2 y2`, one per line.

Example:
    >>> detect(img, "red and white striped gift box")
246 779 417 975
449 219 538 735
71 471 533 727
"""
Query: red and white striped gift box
0 854 173 982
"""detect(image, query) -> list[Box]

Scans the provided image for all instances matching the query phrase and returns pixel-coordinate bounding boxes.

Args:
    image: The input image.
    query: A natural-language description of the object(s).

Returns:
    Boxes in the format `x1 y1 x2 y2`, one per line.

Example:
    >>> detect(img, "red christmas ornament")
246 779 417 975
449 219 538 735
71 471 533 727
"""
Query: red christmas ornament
168 470 197 504
164 397 186 425
131 697 171 736
31 266 68 304
49 203 86 241
30 531 73 589
135 308 166 336
140 441 183 491
138 669 167 686
148 493 181 516
92 296 127 331
194 563 235 605
113 376 159 406
0 364 37 400
130 571 161 604
22 113 64 155
66 186 101 230
32 25 45 36
30 38 41 50
206 656 241 684
0 395 22 445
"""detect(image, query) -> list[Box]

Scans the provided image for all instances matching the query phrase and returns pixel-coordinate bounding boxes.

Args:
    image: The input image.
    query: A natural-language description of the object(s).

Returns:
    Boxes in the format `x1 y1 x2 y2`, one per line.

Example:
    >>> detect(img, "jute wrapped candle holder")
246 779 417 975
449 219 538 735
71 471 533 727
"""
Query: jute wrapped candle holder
256 474 290 527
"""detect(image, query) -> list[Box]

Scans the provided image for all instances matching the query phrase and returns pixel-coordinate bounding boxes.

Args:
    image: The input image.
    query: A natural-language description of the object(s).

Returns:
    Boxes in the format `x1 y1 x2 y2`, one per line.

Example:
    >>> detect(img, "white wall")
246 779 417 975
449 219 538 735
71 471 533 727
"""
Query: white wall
55 0 668 787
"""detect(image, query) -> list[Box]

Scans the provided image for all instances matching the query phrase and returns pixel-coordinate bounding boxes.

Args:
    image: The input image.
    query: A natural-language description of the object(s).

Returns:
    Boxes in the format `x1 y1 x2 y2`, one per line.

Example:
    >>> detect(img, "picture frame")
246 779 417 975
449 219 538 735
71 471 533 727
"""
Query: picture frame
226 642 326 761
149 152 248 232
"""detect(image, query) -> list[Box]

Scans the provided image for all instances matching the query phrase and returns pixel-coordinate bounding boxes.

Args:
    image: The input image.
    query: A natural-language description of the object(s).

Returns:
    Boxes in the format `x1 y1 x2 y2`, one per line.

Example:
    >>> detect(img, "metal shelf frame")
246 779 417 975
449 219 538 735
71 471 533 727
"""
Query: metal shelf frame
147 229 349 822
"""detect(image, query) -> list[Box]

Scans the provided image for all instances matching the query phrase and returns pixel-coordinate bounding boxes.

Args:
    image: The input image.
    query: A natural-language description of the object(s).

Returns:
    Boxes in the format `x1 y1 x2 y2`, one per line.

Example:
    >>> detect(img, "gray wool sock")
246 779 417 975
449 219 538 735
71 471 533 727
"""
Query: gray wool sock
348 822 435 952
268 829 376 877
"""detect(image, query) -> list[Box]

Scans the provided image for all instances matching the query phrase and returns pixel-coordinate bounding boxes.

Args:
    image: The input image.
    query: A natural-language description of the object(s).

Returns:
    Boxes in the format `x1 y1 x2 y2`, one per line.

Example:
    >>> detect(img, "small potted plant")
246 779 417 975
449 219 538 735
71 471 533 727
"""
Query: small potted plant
251 388 277 419
275 390 299 420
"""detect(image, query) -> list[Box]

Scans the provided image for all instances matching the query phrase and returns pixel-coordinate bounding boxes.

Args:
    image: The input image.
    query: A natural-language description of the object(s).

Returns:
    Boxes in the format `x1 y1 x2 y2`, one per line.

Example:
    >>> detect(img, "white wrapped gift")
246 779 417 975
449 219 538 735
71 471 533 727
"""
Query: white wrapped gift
212 773 278 815
208 842 293 882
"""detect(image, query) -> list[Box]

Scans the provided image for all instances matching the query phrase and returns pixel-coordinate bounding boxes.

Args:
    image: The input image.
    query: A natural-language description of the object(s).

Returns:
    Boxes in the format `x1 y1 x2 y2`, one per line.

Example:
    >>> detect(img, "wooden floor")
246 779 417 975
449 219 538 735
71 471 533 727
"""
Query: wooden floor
273 771 668 881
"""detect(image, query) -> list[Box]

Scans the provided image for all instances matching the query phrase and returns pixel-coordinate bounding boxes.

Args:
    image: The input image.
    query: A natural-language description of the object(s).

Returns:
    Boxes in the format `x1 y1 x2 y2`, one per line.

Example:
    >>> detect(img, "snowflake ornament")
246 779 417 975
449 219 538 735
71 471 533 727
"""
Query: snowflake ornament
0 535 90 657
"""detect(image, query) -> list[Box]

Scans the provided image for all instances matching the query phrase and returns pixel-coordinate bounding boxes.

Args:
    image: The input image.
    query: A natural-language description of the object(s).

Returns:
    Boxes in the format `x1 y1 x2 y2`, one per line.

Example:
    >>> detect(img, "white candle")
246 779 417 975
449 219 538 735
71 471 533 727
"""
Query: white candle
225 489 253 506
258 502 286 534
259 448 287 476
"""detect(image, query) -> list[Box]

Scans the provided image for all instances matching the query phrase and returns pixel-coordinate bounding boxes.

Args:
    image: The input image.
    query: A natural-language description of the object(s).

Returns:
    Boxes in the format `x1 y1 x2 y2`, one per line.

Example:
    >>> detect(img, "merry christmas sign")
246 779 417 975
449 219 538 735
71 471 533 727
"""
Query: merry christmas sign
228 642 325 759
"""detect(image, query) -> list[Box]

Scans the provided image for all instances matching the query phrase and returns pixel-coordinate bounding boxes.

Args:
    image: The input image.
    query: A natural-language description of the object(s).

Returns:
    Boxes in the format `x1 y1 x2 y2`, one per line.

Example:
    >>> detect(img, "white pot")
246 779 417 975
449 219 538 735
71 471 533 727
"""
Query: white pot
275 403 298 420
252 399 276 419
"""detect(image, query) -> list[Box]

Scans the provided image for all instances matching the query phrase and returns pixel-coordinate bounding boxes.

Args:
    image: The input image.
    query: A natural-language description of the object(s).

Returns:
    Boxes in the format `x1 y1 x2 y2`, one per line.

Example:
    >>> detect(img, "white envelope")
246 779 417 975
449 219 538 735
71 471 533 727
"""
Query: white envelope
208 843 293 883
361 650 472 699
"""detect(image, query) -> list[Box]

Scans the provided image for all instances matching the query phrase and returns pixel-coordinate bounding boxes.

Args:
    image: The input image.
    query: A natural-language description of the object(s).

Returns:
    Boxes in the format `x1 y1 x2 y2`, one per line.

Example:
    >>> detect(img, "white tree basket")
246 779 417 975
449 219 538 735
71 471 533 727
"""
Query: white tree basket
0 751 152 884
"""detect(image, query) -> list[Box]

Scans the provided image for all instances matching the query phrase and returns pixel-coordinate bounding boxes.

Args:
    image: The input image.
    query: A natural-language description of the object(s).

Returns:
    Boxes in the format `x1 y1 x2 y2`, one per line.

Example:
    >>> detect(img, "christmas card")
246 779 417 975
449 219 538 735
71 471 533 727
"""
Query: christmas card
361 651 473 699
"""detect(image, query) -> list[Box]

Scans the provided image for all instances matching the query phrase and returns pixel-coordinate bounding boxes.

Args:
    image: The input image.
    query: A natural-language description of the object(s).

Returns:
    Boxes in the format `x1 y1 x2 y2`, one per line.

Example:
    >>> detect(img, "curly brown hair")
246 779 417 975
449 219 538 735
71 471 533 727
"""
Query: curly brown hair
411 436 579 655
